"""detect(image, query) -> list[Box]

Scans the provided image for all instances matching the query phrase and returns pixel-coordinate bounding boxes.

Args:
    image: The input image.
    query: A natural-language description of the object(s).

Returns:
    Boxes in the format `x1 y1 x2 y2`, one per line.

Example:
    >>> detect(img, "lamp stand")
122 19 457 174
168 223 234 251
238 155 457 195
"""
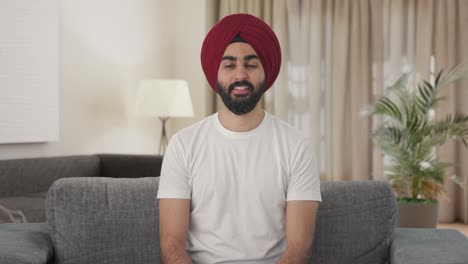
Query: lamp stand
159 116 169 155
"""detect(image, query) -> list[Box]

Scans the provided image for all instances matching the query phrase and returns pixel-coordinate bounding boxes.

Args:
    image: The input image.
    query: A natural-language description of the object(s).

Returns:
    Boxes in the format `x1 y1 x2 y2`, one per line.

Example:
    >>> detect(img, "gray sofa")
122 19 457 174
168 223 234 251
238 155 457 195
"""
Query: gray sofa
0 154 163 222
1 156 468 264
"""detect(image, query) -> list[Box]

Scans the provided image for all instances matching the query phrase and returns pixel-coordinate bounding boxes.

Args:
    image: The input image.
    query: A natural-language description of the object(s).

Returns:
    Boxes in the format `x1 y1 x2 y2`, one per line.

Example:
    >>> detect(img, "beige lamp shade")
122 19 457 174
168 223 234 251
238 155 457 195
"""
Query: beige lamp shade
136 79 194 117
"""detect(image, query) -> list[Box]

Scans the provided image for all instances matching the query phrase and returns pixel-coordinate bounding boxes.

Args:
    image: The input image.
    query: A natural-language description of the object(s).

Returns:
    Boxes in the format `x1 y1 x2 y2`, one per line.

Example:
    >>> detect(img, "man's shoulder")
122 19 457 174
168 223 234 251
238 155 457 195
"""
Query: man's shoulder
172 114 215 141
267 112 309 143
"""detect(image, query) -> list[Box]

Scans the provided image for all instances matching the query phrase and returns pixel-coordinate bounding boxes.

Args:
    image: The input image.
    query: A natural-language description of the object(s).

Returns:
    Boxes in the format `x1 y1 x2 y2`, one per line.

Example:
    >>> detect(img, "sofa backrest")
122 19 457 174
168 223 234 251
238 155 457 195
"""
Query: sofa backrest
0 155 100 197
47 177 160 264
311 180 396 264
46 177 396 264
97 154 163 178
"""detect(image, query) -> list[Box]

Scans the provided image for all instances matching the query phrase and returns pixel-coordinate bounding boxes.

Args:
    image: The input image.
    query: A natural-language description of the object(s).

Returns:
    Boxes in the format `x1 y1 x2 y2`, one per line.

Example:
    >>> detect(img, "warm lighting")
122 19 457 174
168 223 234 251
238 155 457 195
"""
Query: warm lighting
136 79 194 154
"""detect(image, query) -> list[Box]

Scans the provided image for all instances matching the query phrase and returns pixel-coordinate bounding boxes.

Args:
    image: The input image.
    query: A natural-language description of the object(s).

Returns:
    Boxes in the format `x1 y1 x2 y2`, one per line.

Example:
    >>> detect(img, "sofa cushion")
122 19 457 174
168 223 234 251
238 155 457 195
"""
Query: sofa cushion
0 223 54 264
391 228 468 264
46 177 160 264
0 192 47 222
311 181 396 264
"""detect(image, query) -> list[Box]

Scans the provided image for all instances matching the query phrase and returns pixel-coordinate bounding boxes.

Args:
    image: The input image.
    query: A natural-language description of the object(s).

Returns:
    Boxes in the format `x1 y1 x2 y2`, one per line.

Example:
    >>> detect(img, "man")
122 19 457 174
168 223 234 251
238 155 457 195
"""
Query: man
157 13 321 264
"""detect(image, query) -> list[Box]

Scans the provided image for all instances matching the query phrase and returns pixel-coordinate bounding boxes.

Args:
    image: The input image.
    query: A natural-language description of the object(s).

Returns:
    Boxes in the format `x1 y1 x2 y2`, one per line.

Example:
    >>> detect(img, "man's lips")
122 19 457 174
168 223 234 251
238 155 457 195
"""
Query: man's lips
228 81 254 96
231 86 250 95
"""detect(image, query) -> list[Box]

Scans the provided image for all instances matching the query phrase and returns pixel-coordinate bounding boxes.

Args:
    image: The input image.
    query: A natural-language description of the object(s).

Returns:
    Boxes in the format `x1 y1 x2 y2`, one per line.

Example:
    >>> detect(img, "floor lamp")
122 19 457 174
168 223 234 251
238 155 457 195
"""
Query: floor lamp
136 80 194 155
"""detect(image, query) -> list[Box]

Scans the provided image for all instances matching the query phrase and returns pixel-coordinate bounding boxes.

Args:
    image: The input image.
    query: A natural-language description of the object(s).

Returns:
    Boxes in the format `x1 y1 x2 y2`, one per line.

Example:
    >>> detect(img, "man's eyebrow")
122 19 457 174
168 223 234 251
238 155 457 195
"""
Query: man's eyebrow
221 56 236 61
221 54 259 61
244 54 259 61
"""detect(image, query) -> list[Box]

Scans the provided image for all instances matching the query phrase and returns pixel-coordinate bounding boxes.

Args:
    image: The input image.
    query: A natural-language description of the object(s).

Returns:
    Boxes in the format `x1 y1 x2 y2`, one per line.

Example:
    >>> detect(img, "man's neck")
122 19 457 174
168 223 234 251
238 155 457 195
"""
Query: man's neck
218 104 265 132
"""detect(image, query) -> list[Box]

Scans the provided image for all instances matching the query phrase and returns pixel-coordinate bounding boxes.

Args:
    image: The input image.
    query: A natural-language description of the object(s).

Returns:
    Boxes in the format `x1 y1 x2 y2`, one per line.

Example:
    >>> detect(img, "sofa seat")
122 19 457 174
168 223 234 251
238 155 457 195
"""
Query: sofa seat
0 223 53 264
0 192 47 222
391 228 468 264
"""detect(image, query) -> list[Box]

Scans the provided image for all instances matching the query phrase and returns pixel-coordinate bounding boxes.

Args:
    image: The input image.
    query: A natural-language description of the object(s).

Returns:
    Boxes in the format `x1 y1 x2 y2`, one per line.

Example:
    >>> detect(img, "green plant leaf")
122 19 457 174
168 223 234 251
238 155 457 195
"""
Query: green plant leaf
367 62 468 200
397 197 437 204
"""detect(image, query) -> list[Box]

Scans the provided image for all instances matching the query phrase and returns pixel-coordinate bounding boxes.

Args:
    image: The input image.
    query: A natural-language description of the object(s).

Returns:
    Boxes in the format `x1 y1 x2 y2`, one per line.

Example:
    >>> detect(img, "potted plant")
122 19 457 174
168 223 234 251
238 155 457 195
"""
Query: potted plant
363 63 468 228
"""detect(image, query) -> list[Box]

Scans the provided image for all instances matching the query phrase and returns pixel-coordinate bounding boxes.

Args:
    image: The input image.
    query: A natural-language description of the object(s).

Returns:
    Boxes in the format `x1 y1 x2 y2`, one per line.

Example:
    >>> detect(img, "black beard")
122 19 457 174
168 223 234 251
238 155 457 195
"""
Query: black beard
217 80 265 115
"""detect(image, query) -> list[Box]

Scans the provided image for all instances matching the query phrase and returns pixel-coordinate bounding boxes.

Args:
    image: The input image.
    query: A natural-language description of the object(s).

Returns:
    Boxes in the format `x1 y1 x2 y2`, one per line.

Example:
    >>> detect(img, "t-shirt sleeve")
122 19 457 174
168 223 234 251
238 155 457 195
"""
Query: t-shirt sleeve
156 135 191 199
287 140 322 202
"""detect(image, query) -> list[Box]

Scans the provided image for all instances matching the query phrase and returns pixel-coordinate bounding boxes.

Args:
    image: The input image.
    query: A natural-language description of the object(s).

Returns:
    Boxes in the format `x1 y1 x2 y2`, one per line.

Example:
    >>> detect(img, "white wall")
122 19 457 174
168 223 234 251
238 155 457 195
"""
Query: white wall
0 0 216 159
163 0 217 137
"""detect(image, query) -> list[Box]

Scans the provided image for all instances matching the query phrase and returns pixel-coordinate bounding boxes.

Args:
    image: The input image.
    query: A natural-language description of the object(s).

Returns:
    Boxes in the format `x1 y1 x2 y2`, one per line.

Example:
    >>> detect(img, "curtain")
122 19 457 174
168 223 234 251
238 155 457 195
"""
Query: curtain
282 0 376 181
287 0 468 223
382 0 468 223
431 0 468 223
217 0 468 223
455 0 468 225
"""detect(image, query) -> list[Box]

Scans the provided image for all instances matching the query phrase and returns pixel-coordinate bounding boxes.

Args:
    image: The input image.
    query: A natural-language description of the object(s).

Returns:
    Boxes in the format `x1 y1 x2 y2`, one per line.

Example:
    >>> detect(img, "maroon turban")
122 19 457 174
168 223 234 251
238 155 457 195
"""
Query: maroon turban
201 13 282 93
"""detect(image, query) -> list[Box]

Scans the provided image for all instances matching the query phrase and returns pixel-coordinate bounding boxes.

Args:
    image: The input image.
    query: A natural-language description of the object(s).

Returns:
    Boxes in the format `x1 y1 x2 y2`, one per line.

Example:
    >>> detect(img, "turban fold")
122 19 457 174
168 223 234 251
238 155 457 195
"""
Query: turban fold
201 13 282 93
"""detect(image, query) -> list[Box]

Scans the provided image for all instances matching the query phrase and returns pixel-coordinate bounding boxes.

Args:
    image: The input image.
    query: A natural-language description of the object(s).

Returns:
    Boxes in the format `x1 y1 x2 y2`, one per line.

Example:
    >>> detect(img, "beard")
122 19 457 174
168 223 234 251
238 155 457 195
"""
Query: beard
217 80 265 115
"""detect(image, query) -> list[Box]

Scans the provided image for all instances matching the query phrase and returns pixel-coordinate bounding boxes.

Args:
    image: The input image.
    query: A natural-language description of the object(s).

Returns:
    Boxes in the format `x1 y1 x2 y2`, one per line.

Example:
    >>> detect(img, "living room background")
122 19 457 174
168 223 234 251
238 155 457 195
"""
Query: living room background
1 0 468 224
0 0 217 159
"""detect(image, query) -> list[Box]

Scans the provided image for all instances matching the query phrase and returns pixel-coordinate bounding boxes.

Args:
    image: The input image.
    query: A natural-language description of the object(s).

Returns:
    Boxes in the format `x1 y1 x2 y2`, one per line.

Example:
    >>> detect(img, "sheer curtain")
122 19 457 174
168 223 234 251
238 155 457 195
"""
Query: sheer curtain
431 0 468 223
217 0 468 223
286 0 376 181
290 0 468 223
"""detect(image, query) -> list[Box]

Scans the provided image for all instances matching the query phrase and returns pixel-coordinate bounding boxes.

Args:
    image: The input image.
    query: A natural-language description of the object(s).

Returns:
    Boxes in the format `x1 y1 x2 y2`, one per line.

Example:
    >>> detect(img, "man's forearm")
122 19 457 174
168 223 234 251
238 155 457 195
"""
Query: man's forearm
160 242 192 264
277 245 311 264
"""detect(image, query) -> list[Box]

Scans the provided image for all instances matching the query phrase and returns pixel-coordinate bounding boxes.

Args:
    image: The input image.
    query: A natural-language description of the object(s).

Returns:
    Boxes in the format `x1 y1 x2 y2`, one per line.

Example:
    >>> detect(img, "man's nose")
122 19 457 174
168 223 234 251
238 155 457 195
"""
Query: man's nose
234 66 248 81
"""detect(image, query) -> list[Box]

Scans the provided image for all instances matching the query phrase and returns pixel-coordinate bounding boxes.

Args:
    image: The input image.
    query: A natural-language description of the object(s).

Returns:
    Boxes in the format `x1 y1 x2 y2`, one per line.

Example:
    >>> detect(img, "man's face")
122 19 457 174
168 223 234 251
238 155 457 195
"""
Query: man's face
217 42 266 115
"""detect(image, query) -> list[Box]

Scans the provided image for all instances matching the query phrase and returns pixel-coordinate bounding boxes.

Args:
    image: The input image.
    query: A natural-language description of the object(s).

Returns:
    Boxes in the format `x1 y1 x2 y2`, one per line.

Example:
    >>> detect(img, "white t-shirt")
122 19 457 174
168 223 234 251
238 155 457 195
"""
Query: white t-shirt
157 111 321 264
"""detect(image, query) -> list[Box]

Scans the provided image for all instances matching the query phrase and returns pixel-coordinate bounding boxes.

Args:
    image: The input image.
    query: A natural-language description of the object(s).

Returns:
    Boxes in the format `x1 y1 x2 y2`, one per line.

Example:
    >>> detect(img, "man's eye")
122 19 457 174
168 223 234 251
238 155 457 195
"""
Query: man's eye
246 64 257 68
224 64 234 69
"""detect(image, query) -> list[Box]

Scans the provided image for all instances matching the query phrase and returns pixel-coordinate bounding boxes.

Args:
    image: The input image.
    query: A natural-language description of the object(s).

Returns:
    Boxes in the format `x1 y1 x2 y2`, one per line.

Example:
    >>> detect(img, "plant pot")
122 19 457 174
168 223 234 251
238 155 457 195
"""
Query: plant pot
396 201 438 228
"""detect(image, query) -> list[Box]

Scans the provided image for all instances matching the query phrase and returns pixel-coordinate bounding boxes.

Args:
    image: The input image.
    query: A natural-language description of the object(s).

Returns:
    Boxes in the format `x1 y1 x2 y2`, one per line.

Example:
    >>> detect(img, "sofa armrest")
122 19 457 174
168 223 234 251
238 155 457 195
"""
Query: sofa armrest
390 228 468 264
0 223 54 264
97 154 163 178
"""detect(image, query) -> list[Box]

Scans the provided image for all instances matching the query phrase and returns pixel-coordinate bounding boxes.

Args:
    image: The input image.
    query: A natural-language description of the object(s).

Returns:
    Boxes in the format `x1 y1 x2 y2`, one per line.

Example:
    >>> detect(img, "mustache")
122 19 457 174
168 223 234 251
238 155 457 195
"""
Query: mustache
228 81 254 93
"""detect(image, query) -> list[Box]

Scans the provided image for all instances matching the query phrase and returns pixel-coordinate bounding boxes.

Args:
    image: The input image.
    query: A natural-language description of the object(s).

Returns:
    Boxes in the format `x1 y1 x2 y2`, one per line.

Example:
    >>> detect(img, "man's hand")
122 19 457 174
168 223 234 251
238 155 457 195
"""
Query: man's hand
277 201 320 264
159 198 192 264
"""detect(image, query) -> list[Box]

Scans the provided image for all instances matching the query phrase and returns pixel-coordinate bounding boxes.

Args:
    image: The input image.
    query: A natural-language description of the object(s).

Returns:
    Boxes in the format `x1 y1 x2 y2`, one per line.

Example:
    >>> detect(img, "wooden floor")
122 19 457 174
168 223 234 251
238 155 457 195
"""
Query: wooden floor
437 222 468 236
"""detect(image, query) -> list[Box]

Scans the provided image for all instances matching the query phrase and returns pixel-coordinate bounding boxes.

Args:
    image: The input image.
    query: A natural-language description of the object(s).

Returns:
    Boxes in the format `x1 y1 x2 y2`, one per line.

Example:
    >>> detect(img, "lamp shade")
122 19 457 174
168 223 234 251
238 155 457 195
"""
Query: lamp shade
136 79 194 117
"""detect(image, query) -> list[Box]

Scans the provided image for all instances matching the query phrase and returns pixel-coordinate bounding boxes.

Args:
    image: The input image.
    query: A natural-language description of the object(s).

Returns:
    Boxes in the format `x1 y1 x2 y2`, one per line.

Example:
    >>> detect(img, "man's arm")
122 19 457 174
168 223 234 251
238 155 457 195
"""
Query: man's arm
277 201 320 264
159 198 192 264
